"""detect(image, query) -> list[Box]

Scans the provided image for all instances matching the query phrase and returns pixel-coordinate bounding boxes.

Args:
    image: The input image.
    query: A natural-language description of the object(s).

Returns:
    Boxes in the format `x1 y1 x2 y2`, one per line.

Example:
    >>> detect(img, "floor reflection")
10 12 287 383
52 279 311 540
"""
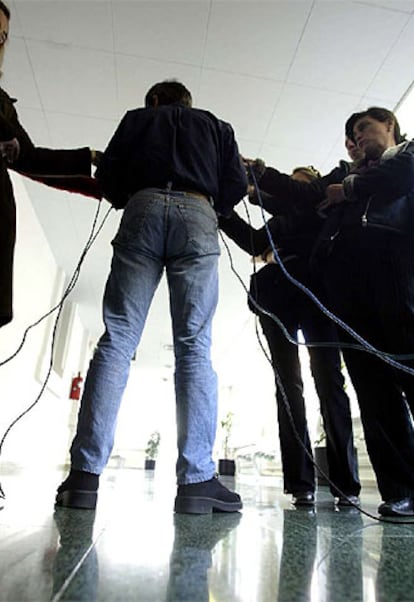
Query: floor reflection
375 522 414 602
167 513 241 601
52 508 99 601
1 467 414 601
278 508 317 601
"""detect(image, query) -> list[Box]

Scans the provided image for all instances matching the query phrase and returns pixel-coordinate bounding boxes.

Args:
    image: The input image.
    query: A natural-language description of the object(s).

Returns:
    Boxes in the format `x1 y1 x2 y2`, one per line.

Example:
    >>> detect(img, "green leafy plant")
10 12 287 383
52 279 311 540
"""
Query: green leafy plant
314 429 327 447
313 414 327 447
145 431 161 460
220 411 234 459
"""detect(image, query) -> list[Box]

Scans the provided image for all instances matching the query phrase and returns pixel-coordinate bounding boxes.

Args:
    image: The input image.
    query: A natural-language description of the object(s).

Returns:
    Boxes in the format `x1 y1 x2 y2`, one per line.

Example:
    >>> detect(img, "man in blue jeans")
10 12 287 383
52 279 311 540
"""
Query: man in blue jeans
55 80 247 513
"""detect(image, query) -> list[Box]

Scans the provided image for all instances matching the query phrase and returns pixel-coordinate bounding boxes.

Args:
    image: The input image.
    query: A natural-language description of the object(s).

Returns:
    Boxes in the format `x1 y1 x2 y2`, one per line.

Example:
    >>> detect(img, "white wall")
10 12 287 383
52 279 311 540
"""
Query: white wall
0 174 89 468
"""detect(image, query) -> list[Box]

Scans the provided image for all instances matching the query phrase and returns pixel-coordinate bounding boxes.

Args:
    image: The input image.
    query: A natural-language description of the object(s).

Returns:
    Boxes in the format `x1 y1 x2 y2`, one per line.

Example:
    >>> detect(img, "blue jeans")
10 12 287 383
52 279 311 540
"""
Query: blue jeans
70 189 220 484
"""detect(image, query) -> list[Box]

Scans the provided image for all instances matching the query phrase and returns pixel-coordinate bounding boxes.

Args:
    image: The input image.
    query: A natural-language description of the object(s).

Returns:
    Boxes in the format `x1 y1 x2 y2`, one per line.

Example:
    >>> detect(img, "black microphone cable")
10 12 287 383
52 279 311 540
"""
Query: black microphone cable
248 166 414 375
0 201 113 500
220 181 414 524
220 230 414 524
0 203 112 368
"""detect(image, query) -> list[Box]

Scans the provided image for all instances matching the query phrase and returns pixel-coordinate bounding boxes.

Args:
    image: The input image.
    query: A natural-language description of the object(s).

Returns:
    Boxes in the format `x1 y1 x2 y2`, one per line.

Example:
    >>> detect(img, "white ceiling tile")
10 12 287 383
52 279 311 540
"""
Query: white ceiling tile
353 0 414 12
2 37 42 109
14 1 113 51
198 69 283 141
115 54 201 115
24 180 115 333
26 40 118 118
319 137 350 174
288 1 409 95
112 1 210 65
236 138 263 161
204 1 312 80
396 86 414 139
12 106 52 146
258 141 328 175
264 84 362 149
6 0 414 354
358 93 403 110
7 1 24 38
46 111 119 150
25 180 74 250
366 15 414 102
66 195 117 277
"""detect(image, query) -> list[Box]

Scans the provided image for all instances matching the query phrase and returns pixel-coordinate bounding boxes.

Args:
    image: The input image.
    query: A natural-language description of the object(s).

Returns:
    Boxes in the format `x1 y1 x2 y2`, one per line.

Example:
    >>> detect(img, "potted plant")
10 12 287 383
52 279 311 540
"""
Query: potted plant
144 431 161 470
218 411 236 476
313 428 329 486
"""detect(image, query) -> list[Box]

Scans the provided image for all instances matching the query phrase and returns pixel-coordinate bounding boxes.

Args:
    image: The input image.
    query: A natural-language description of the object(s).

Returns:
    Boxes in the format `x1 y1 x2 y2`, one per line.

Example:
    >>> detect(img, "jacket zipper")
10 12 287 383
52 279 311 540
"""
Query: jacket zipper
361 198 371 227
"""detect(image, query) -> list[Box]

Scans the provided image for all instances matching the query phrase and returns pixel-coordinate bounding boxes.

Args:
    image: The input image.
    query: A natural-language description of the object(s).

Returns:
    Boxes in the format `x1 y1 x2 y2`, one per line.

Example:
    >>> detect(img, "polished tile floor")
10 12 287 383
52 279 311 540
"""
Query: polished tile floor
1 464 414 602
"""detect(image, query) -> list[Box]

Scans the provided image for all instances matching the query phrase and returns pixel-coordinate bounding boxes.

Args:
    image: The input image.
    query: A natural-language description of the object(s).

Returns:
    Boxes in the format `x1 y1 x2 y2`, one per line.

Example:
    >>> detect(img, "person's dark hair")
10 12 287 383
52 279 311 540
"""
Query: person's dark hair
145 80 192 108
345 107 406 144
0 1 10 20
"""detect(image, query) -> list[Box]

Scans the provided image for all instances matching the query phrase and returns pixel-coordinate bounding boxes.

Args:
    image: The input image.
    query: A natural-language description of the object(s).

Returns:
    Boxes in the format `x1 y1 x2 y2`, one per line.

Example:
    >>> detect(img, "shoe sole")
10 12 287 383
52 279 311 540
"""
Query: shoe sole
378 507 414 517
336 499 360 507
55 489 97 510
174 495 243 514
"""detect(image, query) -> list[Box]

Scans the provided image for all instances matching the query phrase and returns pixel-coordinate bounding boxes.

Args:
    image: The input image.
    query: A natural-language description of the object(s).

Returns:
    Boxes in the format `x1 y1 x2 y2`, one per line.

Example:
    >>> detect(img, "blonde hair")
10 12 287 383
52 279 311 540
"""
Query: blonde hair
291 165 321 183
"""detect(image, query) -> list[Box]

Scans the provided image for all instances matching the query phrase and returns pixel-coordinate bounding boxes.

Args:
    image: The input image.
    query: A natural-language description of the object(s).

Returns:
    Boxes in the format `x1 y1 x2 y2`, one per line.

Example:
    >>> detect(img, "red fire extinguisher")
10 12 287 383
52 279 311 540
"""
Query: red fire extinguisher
69 372 83 400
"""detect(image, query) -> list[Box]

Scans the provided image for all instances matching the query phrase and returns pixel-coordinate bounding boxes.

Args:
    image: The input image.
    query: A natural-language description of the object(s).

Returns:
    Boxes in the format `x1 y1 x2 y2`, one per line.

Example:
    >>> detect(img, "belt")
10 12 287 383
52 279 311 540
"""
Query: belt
155 187 211 204
178 190 210 203
136 186 212 205
164 181 211 204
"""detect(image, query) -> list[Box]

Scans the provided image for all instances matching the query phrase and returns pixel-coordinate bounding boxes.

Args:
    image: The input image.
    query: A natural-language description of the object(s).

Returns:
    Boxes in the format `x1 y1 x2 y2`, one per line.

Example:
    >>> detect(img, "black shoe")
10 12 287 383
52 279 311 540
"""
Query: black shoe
174 475 242 514
378 497 414 517
55 469 99 510
292 491 315 506
336 495 360 507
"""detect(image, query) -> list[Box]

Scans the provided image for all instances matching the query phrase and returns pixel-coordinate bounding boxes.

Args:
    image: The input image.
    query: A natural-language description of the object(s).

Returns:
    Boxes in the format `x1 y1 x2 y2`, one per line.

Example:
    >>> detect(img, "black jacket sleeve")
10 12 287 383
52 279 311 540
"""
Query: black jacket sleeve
254 162 350 216
218 211 279 256
215 122 248 216
0 87 99 198
343 141 414 202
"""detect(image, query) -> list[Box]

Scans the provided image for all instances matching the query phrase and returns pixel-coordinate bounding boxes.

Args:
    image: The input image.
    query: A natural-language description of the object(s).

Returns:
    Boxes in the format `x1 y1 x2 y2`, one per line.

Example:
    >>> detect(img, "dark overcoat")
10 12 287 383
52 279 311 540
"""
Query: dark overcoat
0 86 101 327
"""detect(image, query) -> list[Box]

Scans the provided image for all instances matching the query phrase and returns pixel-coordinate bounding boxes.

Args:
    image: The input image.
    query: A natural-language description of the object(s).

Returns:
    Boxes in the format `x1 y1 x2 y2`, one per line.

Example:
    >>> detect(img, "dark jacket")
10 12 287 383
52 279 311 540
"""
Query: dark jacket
221 160 357 316
219 206 324 316
325 141 414 236
253 142 414 245
96 102 247 216
310 141 414 266
250 160 351 216
0 86 101 327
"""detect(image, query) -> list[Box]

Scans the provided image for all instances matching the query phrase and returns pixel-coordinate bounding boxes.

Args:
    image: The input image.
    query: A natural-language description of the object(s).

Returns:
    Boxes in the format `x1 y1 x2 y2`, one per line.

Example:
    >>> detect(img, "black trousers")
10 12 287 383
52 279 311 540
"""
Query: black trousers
257 268 360 496
322 229 414 501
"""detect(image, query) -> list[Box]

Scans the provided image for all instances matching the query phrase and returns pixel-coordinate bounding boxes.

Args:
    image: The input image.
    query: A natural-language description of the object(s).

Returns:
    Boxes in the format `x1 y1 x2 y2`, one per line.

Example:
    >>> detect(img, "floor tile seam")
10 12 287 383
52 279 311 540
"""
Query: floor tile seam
315 522 380 574
50 527 106 602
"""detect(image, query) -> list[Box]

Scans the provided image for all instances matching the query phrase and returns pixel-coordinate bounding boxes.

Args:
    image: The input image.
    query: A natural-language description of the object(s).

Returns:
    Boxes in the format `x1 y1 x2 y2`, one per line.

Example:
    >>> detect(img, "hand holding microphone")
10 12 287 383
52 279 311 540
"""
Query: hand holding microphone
317 183 346 212
0 137 20 164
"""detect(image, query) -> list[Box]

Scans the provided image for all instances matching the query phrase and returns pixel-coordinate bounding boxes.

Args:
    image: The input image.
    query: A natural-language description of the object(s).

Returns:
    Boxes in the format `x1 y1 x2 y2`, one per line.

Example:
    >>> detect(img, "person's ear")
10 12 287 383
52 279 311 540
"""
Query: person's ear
151 94 159 108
